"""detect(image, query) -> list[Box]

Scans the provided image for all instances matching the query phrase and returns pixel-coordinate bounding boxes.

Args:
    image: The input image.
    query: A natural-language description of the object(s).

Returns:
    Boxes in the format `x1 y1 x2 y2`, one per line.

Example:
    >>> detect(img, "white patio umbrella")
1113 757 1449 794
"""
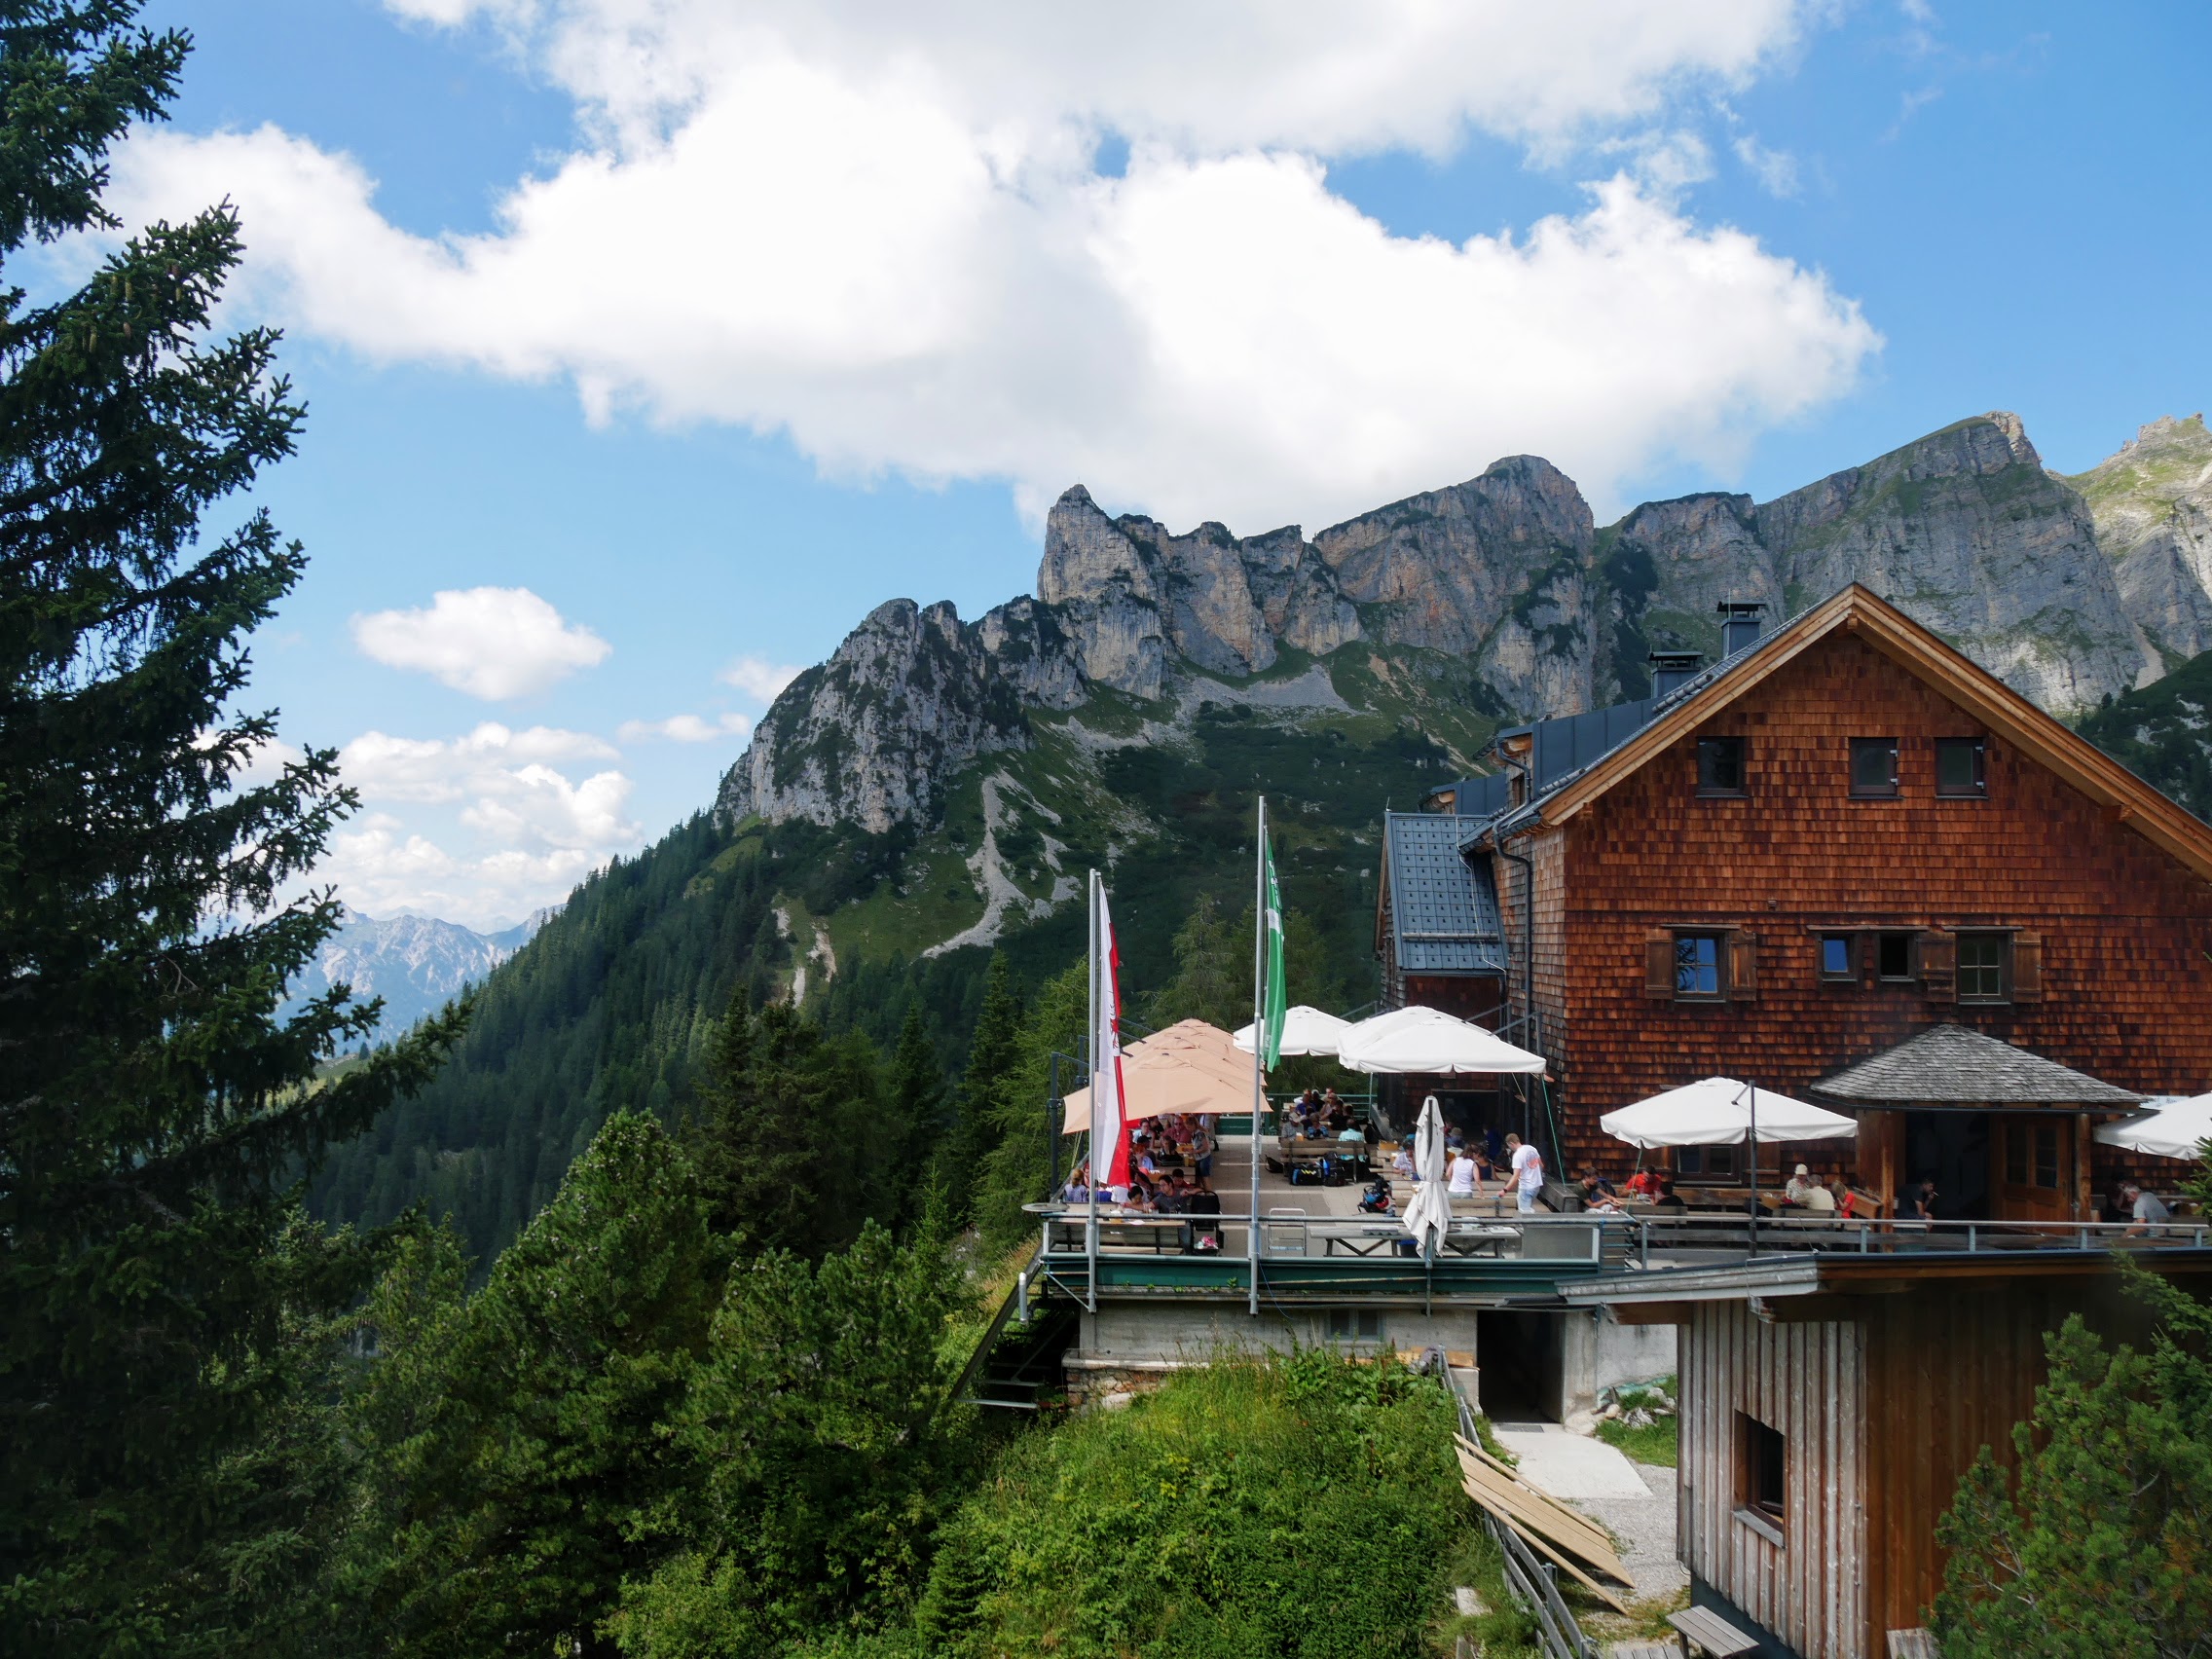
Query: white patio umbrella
2094 1092 2212 1161
1401 1094 1454 1258
1599 1078 1859 1148
1233 1004 1353 1056
1334 1006 1546 1076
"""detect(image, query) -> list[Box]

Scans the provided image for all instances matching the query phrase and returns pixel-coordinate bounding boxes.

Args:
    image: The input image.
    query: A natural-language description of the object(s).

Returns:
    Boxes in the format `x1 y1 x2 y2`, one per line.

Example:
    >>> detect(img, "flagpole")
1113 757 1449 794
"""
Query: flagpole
1087 870 1100 1285
1248 796 1267 1317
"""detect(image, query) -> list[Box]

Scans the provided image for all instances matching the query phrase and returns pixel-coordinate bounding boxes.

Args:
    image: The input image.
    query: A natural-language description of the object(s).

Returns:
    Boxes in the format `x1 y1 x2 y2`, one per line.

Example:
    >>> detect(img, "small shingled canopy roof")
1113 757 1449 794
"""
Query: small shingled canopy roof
1810 1023 2144 1107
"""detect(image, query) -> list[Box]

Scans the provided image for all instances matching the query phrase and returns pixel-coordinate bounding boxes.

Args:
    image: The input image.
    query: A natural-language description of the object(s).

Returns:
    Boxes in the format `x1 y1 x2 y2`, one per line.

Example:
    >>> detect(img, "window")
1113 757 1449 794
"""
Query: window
1850 737 1899 797
1678 1144 1739 1179
1737 1413 1787 1541
1876 932 1915 981
2004 1121 2062 1191
1936 737 1987 797
1957 932 2009 1002
1819 934 1857 981
1697 736 1748 796
1325 1309 1382 1344
1675 933 1724 999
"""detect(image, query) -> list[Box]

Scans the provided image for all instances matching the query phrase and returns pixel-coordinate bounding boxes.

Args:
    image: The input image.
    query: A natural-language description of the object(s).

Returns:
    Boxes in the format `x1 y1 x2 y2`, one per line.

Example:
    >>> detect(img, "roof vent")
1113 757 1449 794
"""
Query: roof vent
1648 649 1704 698
1718 601 1766 658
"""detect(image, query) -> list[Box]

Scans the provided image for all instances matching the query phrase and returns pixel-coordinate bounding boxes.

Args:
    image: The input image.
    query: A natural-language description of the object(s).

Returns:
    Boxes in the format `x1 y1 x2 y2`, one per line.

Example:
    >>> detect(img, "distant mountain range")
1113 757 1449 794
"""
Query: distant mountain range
291 907 555 1042
314 408 2212 1261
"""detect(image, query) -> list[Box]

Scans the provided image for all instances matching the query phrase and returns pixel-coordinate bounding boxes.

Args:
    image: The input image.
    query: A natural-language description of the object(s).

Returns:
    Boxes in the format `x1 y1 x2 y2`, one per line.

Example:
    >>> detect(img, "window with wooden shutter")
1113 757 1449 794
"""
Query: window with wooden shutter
2012 932 2043 1003
1728 932 1758 1001
1915 931 1956 1002
1644 932 1674 999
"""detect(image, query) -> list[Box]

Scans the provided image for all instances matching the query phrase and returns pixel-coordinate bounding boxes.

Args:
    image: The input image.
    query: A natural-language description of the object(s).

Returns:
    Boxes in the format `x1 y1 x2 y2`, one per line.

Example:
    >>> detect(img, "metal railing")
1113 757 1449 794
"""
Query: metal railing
1027 1202 2209 1277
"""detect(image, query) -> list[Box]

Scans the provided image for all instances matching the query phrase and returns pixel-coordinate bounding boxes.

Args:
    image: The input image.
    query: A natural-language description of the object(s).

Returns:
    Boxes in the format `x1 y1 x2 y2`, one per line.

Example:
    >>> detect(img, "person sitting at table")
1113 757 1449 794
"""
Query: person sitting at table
1795 1177 1836 1213
1576 1168 1621 1212
1391 1143 1417 1182
1624 1166 1660 1200
1323 1099 1350 1134
1445 1122 1466 1152
1448 1149 1479 1198
1335 1119 1365 1144
2122 1182 2173 1235
1156 1175 1191 1215
1060 1169 1090 1203
1651 1176 1686 1210
1785 1163 1819 1205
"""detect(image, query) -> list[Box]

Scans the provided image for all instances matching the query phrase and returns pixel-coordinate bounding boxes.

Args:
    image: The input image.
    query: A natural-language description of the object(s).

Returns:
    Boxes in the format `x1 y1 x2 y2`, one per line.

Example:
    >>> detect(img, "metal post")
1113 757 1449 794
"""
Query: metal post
1747 1082 1760 1256
1086 871 1100 1298
1248 795 1267 1317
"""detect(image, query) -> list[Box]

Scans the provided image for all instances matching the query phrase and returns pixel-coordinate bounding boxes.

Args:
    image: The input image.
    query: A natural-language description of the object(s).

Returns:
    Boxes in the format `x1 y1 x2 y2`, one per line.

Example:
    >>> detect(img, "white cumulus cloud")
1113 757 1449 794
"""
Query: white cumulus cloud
324 722 644 926
350 586 611 700
616 711 755 743
106 0 1876 532
718 656 803 703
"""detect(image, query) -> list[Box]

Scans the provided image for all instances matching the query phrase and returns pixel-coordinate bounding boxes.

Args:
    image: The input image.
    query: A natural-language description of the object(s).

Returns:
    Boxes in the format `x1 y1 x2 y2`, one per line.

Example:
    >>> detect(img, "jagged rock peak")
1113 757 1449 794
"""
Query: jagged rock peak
716 595 1027 834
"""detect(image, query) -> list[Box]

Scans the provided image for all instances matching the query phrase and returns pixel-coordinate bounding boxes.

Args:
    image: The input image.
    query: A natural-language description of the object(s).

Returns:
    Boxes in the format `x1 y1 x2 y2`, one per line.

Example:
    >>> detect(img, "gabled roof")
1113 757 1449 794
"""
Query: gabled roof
1380 811 1508 977
1476 584 2212 885
1810 1022 2143 1107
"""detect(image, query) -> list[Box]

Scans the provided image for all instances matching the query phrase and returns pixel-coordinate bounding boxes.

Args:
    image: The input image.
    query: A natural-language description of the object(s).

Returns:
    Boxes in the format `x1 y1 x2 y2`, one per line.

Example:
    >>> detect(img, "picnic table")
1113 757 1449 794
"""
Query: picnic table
1319 1223 1517 1259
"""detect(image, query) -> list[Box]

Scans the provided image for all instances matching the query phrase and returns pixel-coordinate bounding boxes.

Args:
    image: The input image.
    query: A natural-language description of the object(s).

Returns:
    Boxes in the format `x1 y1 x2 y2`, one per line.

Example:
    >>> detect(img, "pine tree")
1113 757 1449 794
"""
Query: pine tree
0 8 462 1649
1935 1263 2212 1657
1151 891 1243 1030
939 951 1022 1224
881 1003 946 1236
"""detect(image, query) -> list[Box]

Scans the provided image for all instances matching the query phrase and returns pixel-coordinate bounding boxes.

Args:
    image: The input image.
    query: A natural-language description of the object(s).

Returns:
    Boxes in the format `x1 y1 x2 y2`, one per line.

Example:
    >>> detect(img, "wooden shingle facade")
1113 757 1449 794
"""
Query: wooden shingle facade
1381 585 2212 1214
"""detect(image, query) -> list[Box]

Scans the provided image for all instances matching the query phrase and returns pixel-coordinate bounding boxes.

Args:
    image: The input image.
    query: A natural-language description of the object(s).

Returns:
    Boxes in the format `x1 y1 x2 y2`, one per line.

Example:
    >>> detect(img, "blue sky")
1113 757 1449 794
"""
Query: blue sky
107 0 2211 927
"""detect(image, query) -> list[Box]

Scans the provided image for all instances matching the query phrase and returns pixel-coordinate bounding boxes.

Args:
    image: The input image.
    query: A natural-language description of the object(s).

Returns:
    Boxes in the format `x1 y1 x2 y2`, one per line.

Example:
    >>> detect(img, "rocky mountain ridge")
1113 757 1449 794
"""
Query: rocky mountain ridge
719 411 2194 850
287 907 554 1040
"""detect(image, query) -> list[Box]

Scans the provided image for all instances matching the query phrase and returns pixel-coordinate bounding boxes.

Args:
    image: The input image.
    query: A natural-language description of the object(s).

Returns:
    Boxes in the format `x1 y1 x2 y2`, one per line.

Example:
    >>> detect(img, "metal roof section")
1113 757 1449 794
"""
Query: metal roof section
1810 1022 2145 1107
1382 810 1509 976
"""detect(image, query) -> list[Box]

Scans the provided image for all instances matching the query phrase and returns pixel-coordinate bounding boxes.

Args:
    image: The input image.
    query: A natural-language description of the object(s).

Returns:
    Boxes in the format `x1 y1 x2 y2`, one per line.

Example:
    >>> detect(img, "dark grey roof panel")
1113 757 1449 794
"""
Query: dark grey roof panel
1810 1022 2143 1106
1530 698 1659 792
1385 812 1509 977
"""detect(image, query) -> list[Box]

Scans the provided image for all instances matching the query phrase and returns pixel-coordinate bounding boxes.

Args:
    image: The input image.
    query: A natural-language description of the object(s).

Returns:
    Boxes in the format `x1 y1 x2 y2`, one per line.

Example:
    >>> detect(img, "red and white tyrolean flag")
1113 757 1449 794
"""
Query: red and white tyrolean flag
1090 880 1131 1188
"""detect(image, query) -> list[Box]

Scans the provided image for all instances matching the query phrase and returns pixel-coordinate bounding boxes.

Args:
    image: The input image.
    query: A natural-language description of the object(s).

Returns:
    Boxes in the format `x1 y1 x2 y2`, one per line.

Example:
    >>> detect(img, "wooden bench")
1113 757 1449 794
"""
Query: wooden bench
1668 1604 1762 1659
1046 1217 1192 1254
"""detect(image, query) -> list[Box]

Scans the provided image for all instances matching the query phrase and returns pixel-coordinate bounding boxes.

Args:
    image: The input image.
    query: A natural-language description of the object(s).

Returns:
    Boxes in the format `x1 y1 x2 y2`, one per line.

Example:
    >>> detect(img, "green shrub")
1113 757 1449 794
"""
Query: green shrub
903 1349 1474 1657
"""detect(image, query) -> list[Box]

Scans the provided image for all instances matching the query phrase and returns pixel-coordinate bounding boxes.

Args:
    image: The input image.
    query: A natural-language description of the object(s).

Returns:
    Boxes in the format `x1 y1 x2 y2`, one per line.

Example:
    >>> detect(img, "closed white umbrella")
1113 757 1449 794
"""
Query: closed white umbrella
1335 1005 1546 1075
1600 1078 1858 1148
1401 1095 1454 1258
2094 1093 2212 1161
1233 1004 1353 1056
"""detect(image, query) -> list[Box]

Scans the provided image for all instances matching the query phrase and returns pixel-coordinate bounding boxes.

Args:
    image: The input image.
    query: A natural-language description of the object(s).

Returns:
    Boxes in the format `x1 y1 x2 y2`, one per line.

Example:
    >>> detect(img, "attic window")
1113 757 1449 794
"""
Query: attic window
1850 738 1899 797
1876 933 1915 981
1696 737 1747 796
1819 934 1857 981
1936 738 1987 797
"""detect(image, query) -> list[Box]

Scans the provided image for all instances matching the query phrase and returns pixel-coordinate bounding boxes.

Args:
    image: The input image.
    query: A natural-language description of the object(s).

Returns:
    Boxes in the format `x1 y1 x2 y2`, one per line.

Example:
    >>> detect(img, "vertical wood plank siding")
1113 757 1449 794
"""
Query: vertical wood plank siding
1680 1305 1866 1659
1537 636 2212 1180
1682 1279 2124 1658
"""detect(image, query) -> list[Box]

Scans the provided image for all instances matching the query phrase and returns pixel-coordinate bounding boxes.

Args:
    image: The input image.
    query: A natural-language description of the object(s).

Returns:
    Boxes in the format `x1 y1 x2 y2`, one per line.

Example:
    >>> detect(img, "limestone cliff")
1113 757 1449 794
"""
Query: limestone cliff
2066 415 2212 671
717 410 2187 841
715 599 1027 833
1607 414 2147 712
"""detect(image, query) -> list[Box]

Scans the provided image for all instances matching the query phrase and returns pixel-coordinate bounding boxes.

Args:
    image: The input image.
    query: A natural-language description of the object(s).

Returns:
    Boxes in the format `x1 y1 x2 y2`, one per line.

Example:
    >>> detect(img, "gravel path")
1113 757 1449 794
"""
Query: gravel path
1570 1460 1686 1603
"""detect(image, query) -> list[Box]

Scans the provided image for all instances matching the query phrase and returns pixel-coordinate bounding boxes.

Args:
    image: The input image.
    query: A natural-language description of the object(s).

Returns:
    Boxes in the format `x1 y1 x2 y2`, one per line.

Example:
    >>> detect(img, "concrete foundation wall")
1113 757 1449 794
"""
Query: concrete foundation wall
1074 1300 1676 1426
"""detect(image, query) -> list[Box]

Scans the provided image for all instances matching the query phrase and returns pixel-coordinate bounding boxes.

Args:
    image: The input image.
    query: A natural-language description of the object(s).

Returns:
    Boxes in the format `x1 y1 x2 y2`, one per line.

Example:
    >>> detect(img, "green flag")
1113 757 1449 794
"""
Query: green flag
1261 833 1288 1068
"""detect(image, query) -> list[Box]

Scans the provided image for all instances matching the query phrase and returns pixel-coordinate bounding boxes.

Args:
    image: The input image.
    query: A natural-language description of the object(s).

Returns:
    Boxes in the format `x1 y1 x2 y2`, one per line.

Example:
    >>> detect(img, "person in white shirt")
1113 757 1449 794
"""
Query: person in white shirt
1505 1133 1543 1214
1785 1162 1817 1204
1447 1149 1479 1198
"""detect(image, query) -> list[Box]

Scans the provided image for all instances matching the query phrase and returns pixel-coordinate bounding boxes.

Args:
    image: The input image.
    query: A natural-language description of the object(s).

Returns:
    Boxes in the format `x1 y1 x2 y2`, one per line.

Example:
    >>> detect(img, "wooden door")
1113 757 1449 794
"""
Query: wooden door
1990 1115 2073 1223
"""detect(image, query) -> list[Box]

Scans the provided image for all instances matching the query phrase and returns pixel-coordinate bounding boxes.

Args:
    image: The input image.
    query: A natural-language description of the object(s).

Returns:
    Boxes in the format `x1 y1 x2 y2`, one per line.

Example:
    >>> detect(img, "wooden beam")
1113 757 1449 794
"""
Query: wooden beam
1603 1301 1695 1325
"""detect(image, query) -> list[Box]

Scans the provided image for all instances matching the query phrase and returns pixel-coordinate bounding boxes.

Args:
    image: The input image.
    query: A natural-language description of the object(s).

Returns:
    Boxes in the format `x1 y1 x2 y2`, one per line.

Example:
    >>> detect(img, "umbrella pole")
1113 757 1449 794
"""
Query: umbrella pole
1748 1083 1759 1256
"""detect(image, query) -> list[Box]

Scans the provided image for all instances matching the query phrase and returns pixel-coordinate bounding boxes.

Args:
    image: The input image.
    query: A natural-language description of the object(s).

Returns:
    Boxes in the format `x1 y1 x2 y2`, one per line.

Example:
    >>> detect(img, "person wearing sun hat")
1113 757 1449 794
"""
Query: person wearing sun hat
1785 1162 1818 1205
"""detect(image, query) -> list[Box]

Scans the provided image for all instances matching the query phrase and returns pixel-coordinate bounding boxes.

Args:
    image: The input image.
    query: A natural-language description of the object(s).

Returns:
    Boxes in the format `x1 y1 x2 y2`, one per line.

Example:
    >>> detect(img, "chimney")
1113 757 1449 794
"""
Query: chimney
1718 601 1766 658
1648 649 1704 698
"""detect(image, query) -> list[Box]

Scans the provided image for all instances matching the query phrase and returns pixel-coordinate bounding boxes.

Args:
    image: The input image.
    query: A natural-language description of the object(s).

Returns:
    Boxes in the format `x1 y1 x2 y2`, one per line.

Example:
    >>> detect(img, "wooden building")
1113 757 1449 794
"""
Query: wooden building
1561 1250 2212 1659
1376 584 2212 1211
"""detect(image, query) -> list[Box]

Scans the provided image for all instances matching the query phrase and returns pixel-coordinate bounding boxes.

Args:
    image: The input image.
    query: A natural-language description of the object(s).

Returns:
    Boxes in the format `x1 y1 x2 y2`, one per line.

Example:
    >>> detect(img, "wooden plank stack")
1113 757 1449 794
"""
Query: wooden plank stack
1453 1432 1636 1614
